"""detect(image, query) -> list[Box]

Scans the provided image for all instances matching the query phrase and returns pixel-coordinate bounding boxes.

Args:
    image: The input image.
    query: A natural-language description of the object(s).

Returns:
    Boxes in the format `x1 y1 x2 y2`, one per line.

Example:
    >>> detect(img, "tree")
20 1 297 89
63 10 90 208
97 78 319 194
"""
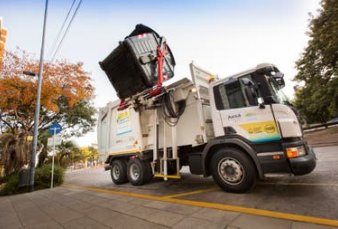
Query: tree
293 0 338 124
0 49 96 174
55 140 80 168
0 49 96 135
79 146 99 167
0 133 29 175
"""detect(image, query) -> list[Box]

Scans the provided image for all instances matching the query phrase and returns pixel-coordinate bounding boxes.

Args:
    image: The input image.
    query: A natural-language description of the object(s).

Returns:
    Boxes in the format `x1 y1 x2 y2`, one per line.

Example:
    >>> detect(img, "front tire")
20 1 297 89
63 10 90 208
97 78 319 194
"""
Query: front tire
111 159 128 184
210 148 257 193
127 158 153 186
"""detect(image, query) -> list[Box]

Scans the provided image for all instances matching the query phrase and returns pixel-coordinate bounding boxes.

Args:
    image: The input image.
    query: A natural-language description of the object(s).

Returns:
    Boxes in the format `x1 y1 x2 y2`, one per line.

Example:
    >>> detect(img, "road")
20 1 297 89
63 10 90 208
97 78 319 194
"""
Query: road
65 146 338 224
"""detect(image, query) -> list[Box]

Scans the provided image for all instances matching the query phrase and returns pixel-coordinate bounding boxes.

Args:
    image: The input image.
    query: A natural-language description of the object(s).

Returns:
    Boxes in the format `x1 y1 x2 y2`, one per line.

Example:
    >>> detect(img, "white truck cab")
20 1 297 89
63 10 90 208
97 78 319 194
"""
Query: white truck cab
98 63 316 193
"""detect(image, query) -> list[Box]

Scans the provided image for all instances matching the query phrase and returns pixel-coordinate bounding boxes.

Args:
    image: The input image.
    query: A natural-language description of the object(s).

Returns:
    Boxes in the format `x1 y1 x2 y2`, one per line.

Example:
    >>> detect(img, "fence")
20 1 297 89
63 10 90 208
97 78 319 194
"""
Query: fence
303 121 338 133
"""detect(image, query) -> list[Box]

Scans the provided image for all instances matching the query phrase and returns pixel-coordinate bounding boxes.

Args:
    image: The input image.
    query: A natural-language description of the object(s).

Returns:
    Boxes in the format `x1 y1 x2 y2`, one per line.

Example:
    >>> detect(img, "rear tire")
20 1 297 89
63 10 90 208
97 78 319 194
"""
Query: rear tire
210 147 257 193
127 158 153 186
110 159 128 184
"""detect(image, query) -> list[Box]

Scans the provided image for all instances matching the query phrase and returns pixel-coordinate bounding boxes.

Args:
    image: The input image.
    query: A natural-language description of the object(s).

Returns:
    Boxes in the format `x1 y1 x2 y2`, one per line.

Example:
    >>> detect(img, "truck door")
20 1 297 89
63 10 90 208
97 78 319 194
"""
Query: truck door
211 77 281 144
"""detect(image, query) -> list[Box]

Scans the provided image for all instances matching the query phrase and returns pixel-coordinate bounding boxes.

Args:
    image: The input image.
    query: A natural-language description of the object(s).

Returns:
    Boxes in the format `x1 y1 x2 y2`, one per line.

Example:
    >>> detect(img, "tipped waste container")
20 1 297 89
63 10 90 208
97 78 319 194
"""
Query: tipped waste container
99 24 175 99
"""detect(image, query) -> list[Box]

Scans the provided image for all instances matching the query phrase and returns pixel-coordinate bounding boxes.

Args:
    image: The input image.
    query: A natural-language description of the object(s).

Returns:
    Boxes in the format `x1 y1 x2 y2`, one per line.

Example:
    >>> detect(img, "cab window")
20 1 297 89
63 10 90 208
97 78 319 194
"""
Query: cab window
214 80 247 110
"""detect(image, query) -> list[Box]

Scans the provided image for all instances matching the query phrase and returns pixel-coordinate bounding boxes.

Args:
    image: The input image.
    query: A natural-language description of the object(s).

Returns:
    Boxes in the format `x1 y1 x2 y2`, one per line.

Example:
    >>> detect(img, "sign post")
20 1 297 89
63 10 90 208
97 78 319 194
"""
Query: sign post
51 128 56 188
48 123 62 188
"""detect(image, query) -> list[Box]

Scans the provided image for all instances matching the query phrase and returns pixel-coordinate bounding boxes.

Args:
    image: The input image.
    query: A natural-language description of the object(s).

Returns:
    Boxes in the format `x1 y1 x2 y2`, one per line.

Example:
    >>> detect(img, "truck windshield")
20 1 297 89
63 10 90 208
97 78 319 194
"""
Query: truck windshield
267 77 290 105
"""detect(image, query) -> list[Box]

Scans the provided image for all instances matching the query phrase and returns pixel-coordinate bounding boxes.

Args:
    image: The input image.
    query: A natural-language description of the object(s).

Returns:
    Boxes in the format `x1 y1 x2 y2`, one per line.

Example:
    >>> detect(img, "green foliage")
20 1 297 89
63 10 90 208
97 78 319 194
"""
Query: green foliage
35 164 65 188
80 146 99 161
294 0 338 123
63 101 97 137
0 164 65 196
41 100 97 138
56 140 80 168
0 173 19 195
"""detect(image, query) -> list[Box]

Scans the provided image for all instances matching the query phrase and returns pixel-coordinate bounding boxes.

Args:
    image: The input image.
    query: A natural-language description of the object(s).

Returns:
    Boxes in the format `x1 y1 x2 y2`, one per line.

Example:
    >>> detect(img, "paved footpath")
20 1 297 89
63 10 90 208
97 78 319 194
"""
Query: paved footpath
0 186 336 229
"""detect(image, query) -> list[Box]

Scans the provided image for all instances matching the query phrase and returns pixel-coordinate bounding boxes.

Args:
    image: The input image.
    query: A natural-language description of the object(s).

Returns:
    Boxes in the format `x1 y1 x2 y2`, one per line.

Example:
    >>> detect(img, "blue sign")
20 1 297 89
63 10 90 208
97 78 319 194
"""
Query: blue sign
48 123 62 135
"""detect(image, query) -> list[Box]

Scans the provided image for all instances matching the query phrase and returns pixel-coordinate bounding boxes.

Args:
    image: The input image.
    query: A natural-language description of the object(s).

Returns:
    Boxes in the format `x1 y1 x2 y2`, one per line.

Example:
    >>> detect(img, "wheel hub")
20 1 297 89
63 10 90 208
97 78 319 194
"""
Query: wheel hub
130 163 140 181
225 165 235 175
218 158 245 185
112 165 120 180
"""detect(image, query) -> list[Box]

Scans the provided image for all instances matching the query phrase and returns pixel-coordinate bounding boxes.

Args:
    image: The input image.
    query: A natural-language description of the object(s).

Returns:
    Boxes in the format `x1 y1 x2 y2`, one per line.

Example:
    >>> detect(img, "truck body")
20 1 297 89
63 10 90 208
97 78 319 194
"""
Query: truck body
98 63 316 192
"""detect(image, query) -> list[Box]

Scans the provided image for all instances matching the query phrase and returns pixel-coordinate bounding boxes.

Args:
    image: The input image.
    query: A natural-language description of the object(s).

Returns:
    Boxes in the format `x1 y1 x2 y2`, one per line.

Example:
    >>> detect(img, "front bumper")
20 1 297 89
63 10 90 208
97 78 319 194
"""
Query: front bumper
289 145 317 175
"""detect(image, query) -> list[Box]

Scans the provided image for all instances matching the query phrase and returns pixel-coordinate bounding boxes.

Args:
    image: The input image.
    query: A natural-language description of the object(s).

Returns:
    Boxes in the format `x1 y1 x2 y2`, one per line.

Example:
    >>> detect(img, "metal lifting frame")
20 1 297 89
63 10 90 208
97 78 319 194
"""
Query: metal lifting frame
149 37 167 97
118 37 168 110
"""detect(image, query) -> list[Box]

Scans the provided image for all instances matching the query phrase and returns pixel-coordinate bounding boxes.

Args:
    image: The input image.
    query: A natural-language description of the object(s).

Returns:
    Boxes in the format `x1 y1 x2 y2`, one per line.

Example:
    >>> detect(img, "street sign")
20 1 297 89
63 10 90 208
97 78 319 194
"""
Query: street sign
47 135 62 146
48 122 62 135
47 124 62 189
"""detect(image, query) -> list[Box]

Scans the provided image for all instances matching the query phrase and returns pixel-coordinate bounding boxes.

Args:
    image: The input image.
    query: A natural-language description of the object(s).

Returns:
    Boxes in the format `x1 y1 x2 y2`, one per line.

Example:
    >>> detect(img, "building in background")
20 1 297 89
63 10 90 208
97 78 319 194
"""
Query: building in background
0 17 7 177
0 17 8 70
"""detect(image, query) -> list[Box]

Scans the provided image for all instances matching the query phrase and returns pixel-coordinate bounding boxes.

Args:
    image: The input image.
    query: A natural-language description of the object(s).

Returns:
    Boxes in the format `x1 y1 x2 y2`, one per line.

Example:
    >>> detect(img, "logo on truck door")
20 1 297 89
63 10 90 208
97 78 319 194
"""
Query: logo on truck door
239 120 280 143
116 110 132 136
228 114 241 120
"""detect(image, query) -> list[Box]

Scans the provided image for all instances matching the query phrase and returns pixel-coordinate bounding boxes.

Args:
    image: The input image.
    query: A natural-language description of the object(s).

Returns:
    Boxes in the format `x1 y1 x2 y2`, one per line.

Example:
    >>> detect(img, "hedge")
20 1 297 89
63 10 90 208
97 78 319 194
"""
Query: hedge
0 164 65 196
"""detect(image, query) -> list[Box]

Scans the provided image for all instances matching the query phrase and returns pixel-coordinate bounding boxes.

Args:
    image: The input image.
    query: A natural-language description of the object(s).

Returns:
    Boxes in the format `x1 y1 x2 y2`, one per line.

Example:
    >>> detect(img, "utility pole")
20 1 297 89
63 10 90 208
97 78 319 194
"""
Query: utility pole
28 0 49 191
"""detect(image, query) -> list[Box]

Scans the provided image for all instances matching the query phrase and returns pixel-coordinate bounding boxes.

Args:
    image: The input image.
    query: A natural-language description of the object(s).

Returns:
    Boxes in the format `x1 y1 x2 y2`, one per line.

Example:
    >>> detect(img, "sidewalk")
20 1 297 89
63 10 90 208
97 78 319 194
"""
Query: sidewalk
0 186 335 229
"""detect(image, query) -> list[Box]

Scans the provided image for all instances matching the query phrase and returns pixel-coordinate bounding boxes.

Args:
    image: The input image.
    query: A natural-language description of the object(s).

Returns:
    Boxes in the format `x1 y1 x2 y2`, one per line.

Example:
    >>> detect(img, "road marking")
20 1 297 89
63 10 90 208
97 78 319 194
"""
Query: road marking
167 198 338 227
260 182 338 187
63 184 165 200
162 187 219 199
62 184 338 227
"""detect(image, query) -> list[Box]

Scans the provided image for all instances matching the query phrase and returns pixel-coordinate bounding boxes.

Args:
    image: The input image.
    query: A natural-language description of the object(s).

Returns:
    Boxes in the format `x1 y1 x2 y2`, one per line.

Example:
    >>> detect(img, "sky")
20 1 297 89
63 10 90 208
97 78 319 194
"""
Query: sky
0 0 320 146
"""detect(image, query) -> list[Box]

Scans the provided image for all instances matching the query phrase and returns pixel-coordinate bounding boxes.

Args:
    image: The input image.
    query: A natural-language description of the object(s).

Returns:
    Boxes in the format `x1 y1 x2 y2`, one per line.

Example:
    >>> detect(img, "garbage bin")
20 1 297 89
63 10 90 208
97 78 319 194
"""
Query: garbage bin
18 168 30 188
99 24 175 99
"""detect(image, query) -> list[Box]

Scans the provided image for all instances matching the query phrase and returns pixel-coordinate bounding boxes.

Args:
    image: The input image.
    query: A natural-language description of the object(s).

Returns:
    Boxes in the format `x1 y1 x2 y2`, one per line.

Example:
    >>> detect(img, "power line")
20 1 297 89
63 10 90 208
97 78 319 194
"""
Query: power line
48 0 77 58
51 0 83 62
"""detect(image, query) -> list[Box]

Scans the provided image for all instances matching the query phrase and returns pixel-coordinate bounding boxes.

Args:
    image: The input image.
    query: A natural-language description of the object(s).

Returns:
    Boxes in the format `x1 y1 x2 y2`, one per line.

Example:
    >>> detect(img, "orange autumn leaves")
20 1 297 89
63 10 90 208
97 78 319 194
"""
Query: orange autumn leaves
0 50 94 115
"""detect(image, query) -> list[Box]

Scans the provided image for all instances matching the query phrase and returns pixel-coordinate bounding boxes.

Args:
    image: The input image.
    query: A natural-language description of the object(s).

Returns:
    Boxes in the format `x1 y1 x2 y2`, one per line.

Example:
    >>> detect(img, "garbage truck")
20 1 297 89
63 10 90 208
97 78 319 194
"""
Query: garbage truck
97 25 316 193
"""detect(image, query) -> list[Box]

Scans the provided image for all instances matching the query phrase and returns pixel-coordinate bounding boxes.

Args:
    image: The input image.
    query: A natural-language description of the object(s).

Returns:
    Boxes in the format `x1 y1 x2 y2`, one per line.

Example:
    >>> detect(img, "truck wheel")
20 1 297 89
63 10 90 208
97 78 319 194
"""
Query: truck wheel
210 148 257 193
111 159 128 184
127 158 153 186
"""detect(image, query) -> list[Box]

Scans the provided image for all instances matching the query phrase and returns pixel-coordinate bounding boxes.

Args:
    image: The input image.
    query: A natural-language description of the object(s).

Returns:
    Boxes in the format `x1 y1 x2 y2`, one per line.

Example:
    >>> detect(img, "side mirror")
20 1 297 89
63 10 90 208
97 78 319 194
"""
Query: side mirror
257 97 265 109
273 72 285 88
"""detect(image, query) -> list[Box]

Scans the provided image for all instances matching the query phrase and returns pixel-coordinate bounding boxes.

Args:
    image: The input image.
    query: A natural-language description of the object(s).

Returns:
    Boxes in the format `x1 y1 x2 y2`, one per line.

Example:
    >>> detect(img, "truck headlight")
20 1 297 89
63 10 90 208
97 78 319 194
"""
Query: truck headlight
286 146 306 158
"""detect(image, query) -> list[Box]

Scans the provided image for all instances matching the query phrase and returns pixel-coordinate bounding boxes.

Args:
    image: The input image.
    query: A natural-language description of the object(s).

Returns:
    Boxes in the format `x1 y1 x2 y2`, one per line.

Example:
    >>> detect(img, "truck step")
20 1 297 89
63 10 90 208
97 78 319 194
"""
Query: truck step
154 173 181 179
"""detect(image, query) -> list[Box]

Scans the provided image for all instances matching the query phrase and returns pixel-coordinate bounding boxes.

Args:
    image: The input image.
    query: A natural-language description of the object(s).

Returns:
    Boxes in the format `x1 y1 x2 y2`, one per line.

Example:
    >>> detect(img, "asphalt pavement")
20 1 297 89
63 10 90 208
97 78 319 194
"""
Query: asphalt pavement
62 146 338 227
